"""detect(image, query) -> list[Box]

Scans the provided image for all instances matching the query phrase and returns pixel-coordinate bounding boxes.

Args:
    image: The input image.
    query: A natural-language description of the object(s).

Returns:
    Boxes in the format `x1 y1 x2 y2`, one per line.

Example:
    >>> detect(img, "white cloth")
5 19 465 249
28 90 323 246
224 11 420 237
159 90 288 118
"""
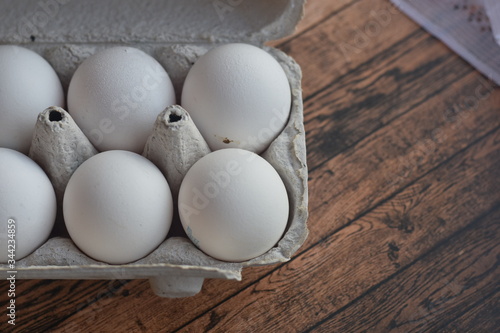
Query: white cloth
484 0 500 45
391 0 500 85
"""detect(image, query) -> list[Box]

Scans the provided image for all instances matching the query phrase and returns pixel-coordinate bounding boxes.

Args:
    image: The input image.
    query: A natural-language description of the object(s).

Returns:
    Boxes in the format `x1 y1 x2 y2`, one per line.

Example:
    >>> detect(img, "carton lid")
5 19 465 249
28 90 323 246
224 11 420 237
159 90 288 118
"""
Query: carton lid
0 0 305 45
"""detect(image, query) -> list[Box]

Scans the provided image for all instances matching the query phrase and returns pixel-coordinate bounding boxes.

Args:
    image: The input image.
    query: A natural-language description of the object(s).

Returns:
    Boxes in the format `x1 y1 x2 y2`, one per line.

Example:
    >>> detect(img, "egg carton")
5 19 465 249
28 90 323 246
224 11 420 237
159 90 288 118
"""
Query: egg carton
0 0 308 297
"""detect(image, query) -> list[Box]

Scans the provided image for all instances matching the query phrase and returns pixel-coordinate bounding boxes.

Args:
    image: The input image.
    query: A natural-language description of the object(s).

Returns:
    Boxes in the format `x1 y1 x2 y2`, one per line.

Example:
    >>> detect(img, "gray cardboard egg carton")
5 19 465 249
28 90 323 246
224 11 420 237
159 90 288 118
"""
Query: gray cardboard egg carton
0 0 308 297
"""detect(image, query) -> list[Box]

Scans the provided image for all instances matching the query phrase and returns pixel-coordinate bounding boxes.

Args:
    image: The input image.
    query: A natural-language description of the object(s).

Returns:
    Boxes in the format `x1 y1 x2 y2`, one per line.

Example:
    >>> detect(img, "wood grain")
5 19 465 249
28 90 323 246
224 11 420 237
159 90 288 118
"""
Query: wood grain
280 0 421 98
302 30 474 172
308 207 500 332
435 291 500 333
0 0 498 332
305 71 499 244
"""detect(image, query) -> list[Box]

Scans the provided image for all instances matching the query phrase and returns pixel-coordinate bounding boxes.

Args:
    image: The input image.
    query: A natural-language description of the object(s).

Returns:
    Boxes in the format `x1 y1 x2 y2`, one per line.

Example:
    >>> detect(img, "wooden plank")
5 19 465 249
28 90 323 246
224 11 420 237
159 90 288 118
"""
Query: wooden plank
279 0 421 98
435 292 500 333
175 127 500 332
307 207 500 332
276 0 488 176
303 29 474 172
306 71 500 243
0 279 130 332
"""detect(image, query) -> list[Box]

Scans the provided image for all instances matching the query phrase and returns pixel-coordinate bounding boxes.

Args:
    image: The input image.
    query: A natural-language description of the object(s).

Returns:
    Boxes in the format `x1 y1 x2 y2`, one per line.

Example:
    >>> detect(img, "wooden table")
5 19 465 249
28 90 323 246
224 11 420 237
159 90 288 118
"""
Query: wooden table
1 0 499 332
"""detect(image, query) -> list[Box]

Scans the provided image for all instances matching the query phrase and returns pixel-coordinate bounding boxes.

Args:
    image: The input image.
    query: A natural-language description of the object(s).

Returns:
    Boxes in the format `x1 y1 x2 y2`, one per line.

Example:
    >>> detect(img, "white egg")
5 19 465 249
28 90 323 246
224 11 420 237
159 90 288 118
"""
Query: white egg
0 46 65 154
63 150 173 264
181 43 292 154
68 47 176 153
0 148 57 263
178 148 289 262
